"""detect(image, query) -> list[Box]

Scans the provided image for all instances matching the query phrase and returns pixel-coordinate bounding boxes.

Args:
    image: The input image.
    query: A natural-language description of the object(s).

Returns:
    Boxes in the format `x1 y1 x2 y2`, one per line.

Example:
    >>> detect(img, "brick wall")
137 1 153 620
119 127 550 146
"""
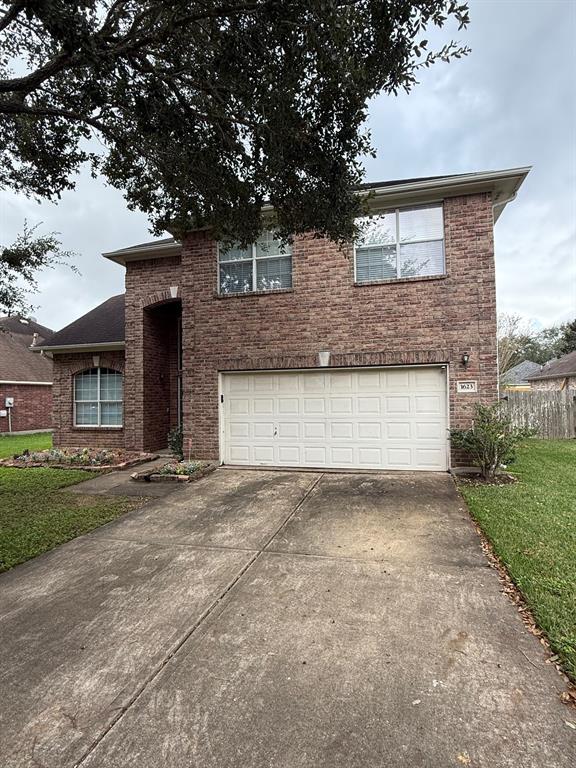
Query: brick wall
52 192 498 467
51 351 125 448
124 256 182 451
177 193 497 464
0 384 52 433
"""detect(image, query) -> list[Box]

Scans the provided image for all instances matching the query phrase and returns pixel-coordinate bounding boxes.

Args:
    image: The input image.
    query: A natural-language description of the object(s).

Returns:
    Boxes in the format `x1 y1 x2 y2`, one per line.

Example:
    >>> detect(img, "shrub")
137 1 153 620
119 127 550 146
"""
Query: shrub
450 402 533 481
167 426 183 460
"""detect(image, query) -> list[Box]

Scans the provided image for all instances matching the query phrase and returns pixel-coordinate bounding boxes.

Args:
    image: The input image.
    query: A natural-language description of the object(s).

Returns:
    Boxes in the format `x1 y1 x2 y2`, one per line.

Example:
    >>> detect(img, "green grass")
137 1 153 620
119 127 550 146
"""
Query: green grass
0 431 52 458
459 439 576 681
0 467 141 572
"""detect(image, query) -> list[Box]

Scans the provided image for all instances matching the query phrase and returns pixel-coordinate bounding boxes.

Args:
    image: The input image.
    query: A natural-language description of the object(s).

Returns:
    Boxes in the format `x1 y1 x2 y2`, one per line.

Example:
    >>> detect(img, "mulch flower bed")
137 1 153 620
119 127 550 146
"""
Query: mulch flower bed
131 460 215 483
0 447 157 472
457 472 518 486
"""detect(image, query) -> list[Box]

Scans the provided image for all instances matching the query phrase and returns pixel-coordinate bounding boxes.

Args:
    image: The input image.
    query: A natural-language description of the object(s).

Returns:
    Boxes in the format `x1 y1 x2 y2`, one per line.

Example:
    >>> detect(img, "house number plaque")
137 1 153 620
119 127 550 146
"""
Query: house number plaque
456 380 478 393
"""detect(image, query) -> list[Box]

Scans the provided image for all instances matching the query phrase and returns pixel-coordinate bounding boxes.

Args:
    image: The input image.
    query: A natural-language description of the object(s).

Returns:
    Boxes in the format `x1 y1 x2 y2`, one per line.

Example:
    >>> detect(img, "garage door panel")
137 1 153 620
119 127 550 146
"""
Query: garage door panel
303 398 325 414
330 397 353 415
385 395 411 414
278 398 299 415
357 396 380 415
229 398 250 415
278 445 300 464
415 395 443 414
330 422 353 439
304 422 327 439
358 422 382 439
385 422 411 440
330 372 354 391
253 422 275 438
331 446 355 465
222 367 448 471
253 398 274 415
415 421 444 440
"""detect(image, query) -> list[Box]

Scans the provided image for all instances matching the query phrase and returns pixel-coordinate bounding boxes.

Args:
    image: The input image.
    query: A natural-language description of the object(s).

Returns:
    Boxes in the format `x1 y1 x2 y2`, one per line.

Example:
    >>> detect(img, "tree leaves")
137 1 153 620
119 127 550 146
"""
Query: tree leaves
0 222 77 316
0 1 470 244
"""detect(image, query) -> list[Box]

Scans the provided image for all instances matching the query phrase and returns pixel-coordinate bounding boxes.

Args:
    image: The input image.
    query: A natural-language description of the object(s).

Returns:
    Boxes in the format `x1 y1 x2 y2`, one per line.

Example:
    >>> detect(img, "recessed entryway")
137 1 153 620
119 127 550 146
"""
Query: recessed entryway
220 366 449 471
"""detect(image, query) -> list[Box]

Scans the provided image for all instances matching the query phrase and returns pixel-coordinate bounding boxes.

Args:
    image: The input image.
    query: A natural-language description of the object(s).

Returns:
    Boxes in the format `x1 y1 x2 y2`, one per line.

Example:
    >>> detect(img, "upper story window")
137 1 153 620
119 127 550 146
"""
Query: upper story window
74 367 123 427
218 231 292 294
355 203 445 283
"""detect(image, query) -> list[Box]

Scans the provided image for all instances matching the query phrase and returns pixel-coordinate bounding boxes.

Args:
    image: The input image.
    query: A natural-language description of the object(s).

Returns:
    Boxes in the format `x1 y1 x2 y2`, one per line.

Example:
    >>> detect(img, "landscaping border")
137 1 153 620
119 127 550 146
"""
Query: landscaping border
131 461 217 484
0 454 157 472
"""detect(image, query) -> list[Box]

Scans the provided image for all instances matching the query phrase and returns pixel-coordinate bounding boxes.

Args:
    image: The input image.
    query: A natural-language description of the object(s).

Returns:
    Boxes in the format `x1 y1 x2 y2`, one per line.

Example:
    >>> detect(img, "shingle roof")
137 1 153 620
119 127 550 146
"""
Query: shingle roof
0 315 53 342
0 331 53 382
501 360 542 386
39 294 125 349
527 350 576 381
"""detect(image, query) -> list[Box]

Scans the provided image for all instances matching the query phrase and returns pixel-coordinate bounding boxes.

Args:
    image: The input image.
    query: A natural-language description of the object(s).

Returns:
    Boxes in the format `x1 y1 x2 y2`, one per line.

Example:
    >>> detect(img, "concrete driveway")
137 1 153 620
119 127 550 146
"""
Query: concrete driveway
0 470 573 767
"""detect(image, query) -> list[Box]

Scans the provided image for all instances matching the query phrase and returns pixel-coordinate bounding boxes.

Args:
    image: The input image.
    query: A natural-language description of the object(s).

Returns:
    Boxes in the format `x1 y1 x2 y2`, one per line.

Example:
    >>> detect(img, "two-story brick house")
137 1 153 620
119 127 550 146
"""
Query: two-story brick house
37 167 529 471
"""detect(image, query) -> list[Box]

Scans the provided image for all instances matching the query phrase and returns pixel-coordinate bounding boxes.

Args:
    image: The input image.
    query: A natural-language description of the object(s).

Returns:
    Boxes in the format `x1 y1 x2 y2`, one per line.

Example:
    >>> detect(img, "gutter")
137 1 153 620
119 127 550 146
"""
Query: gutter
32 341 126 354
0 380 53 385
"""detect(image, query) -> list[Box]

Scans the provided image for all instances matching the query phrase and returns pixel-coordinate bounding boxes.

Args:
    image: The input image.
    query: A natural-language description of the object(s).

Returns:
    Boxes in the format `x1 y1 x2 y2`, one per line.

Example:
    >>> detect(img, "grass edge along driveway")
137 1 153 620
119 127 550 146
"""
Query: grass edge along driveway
0 434 141 572
459 439 576 683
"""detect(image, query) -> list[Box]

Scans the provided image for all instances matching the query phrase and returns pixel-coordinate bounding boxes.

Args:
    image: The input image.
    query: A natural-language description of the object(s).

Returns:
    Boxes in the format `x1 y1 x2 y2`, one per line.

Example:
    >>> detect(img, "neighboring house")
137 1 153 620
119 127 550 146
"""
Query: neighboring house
527 350 576 391
501 360 541 391
36 167 529 471
0 316 53 433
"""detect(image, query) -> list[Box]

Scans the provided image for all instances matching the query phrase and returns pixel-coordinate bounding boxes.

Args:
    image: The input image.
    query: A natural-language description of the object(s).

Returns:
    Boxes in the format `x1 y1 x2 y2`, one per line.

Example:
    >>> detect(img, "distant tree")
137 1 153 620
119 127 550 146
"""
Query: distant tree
497 313 531 379
0 1 470 246
0 223 76 317
558 319 576 355
498 313 570 376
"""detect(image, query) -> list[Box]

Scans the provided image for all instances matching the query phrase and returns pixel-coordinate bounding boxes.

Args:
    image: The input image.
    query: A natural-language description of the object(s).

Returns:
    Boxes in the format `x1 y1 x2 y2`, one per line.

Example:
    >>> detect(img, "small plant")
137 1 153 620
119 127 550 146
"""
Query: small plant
158 460 202 476
168 426 184 460
450 402 533 481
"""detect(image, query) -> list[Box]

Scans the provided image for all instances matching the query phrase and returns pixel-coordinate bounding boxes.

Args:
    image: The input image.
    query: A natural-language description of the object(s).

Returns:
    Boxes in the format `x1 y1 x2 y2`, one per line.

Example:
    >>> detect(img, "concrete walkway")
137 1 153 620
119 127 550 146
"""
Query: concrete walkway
66 459 185 498
0 470 573 767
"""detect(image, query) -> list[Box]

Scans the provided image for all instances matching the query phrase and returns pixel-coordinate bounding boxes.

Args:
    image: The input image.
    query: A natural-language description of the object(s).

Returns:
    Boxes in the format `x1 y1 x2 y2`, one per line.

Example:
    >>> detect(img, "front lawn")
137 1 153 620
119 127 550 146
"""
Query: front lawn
0 467 142 572
459 439 576 681
0 431 52 458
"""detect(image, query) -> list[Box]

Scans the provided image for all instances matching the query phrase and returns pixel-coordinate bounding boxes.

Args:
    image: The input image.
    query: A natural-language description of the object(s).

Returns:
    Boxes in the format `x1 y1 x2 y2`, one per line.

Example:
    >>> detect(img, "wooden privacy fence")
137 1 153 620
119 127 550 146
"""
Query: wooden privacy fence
502 390 576 439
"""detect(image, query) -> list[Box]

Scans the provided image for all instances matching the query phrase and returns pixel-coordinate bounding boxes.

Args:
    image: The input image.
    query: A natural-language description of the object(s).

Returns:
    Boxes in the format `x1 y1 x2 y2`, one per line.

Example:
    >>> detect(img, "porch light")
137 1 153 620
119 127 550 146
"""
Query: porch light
318 350 331 367
461 352 470 368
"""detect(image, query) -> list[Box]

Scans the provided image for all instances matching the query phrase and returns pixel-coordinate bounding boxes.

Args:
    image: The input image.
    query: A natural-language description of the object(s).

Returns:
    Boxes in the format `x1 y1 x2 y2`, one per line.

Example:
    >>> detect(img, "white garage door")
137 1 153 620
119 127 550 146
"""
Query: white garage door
221 367 448 471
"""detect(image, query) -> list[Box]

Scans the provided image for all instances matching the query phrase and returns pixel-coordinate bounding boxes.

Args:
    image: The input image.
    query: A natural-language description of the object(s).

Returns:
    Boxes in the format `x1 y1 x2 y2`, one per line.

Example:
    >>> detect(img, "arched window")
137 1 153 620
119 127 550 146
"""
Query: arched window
74 368 123 427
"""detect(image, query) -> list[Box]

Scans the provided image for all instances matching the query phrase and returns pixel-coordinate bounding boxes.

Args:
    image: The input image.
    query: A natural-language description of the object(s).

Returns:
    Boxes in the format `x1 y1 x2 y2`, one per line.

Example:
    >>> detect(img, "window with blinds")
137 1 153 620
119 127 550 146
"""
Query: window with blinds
218 231 292 294
355 204 445 283
74 368 123 427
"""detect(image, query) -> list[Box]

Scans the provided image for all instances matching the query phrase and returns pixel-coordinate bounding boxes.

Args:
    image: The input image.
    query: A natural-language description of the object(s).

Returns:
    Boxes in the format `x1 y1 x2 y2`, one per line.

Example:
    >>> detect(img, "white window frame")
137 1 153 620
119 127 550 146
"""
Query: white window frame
217 234 292 294
73 367 123 428
354 202 445 283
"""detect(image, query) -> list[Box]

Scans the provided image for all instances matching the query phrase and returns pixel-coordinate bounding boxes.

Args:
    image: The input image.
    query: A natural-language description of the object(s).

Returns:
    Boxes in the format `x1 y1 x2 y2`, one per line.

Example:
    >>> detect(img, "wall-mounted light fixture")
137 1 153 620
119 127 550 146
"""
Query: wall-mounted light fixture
461 352 470 368
318 350 331 367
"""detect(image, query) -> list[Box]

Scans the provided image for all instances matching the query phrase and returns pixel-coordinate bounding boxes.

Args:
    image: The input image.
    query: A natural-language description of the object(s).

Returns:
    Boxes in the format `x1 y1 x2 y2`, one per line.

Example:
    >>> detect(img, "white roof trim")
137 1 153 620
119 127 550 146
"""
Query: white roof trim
32 341 125 354
102 167 531 264
0 380 52 386
103 240 181 265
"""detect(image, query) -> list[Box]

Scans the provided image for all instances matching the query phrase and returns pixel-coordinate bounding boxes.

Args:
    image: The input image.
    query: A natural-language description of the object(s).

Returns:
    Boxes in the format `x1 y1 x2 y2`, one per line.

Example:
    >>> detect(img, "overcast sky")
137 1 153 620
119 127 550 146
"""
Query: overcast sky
1 0 575 332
